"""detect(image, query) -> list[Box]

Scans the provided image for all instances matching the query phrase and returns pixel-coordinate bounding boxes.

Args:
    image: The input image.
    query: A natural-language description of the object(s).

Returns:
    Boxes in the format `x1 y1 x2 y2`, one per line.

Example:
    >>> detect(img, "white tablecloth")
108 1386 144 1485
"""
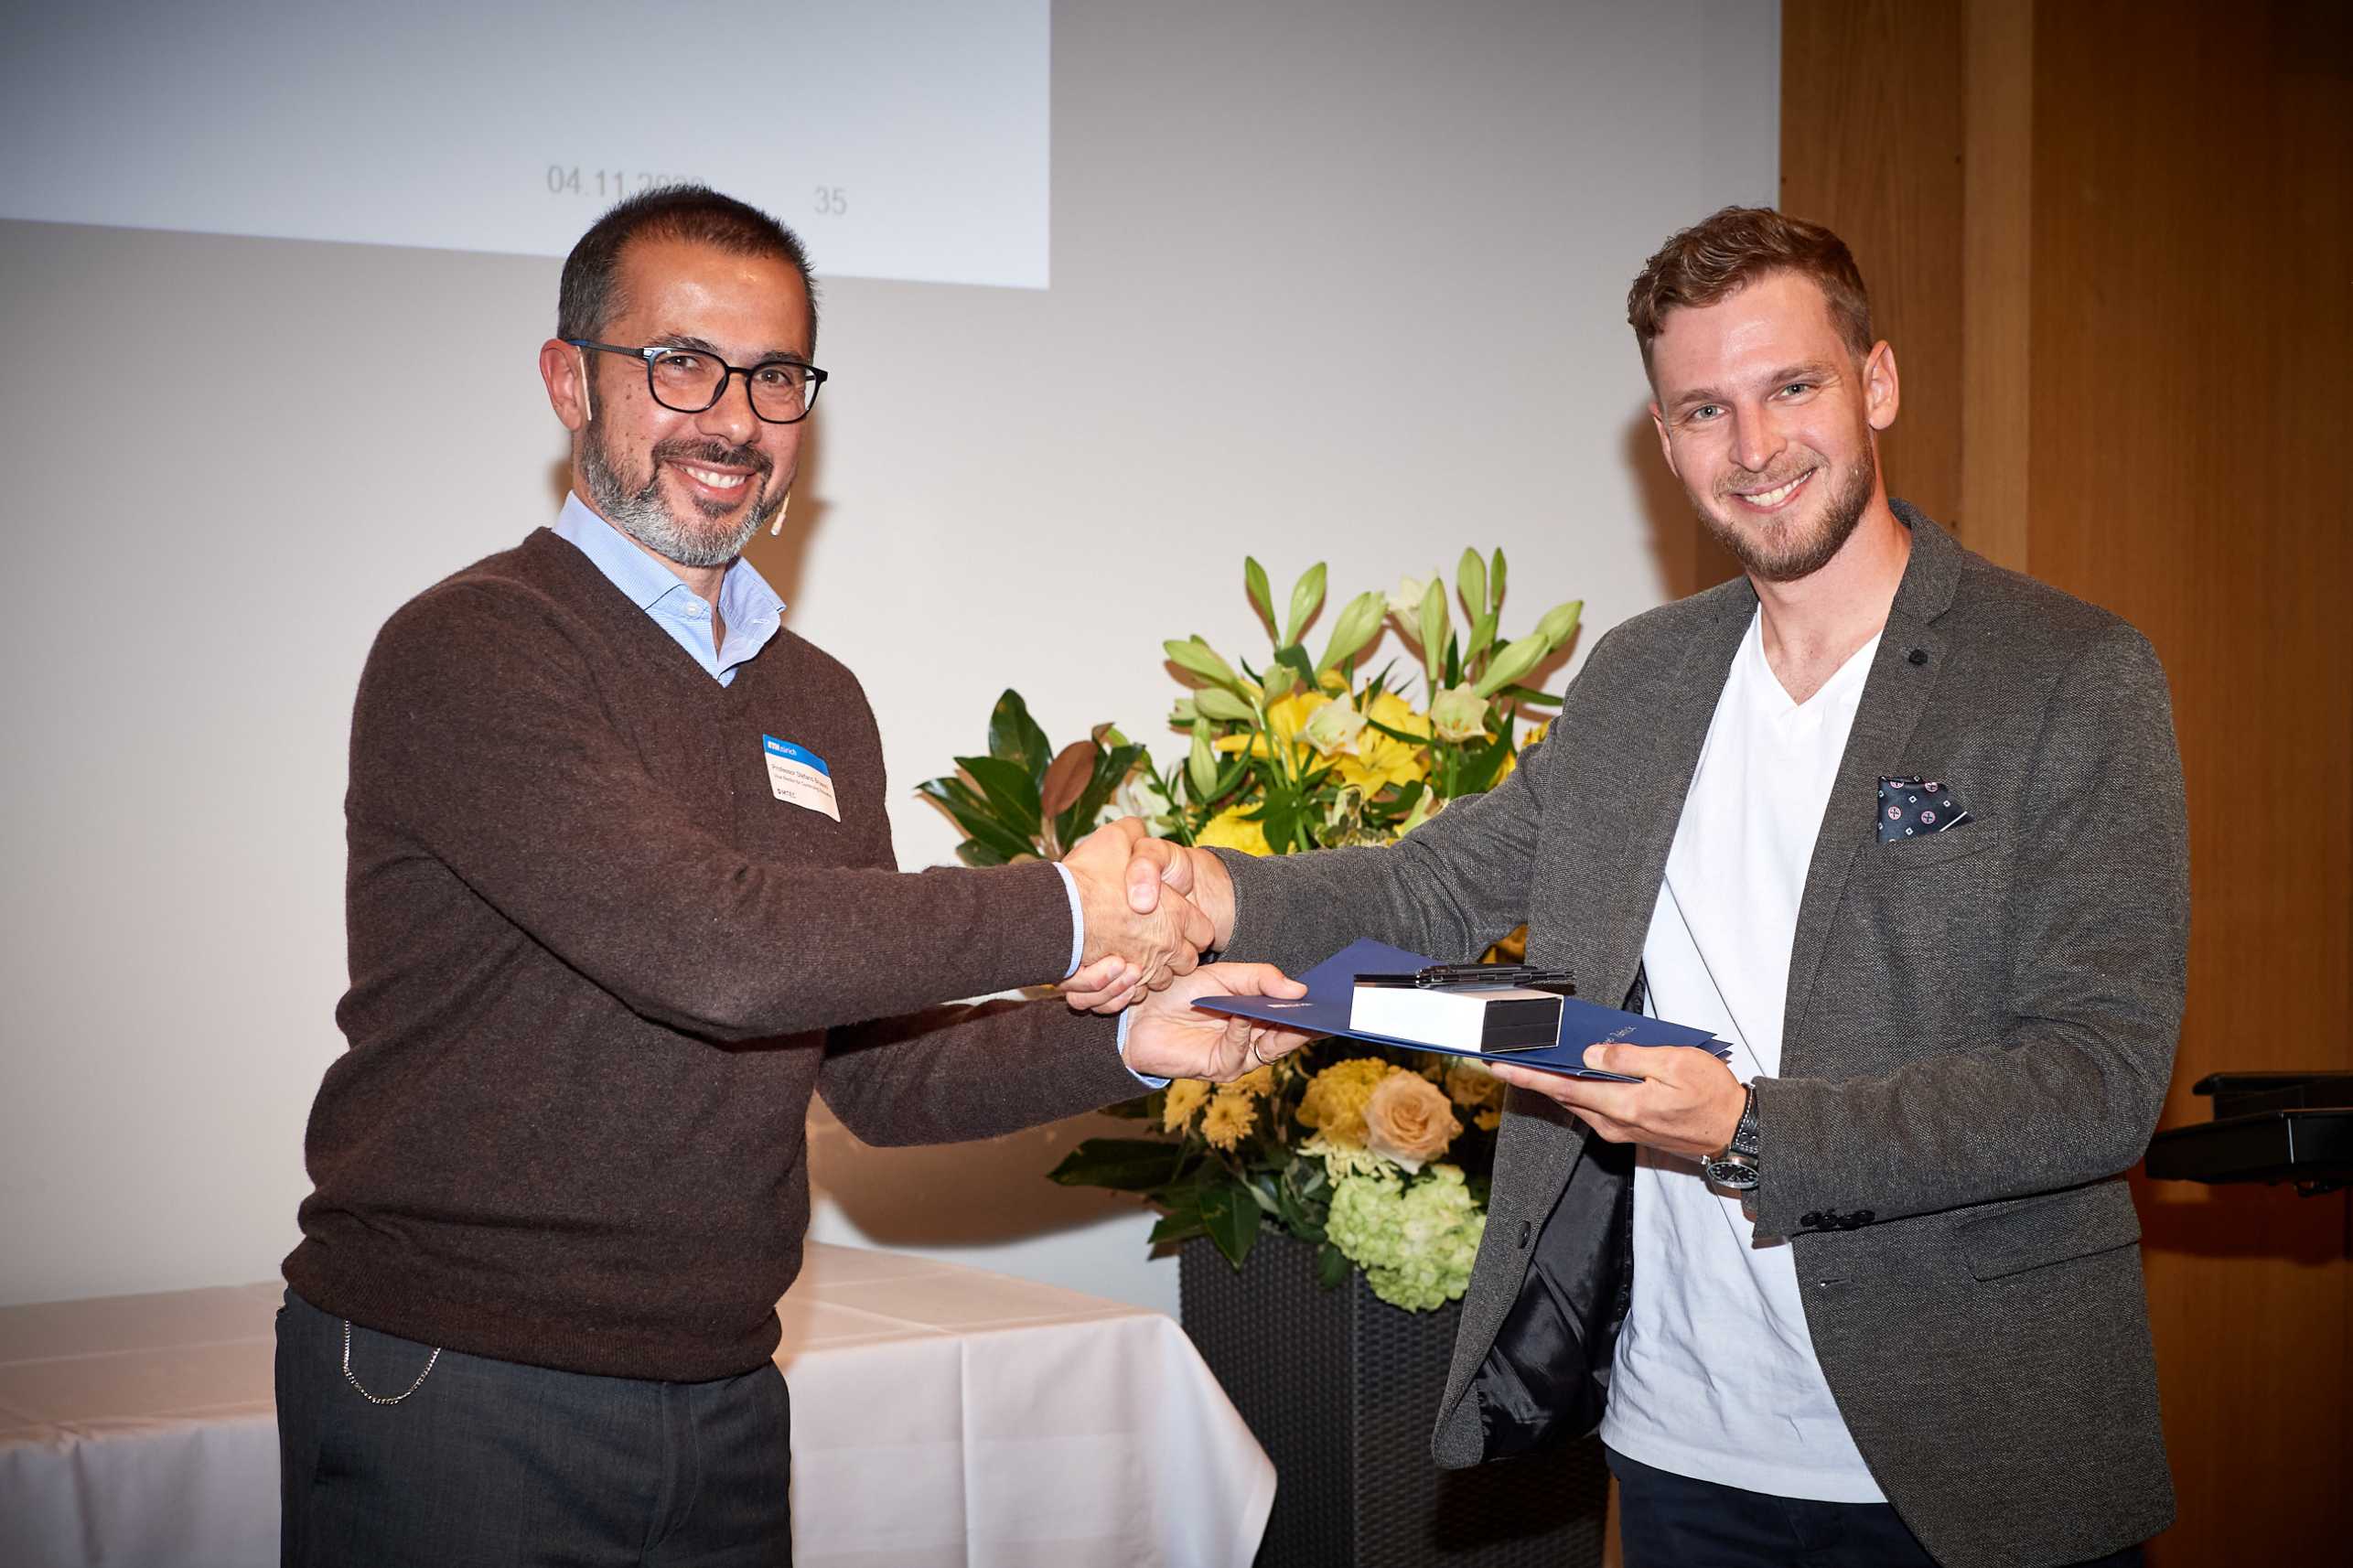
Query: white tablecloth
0 1244 1273 1568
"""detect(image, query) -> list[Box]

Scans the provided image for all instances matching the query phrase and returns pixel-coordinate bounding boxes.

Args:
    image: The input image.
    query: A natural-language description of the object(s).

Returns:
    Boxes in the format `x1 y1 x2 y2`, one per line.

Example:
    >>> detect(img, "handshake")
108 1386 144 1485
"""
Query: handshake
1053 819 1316 1081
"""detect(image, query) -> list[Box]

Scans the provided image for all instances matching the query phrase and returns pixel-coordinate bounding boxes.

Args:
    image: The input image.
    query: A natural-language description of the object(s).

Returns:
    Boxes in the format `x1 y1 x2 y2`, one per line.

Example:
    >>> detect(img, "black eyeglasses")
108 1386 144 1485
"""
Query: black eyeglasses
567 340 828 424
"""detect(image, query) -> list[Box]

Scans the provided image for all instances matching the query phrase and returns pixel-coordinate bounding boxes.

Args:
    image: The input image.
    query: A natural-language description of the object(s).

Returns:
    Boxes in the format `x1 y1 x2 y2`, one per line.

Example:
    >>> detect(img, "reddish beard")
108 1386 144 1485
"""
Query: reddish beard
1696 446 1878 584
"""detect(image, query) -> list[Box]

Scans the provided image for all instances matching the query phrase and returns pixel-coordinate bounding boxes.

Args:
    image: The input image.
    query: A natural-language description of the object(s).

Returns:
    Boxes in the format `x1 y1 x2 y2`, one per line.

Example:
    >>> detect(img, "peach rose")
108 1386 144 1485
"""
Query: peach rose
1362 1071 1463 1173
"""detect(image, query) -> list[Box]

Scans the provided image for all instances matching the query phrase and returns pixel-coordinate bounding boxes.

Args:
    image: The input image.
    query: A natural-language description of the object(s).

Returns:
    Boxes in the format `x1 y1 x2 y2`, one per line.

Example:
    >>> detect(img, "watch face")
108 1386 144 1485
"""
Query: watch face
1703 1158 1760 1190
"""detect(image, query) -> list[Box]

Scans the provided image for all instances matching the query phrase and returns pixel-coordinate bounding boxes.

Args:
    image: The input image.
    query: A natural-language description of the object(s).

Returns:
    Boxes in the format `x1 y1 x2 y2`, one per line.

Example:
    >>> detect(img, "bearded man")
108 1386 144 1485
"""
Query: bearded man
274 187 1301 1566
1117 208 2186 1568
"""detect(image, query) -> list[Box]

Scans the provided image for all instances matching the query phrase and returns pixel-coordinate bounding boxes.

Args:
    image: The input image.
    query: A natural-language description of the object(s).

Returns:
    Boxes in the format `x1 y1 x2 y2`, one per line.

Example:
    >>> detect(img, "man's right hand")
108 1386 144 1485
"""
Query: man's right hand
1062 820 1216 1003
1123 834 1235 950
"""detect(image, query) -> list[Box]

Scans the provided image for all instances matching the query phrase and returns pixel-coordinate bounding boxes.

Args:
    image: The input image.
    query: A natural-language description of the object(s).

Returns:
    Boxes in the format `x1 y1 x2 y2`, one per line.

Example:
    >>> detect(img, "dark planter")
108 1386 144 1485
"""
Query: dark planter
1180 1232 1606 1568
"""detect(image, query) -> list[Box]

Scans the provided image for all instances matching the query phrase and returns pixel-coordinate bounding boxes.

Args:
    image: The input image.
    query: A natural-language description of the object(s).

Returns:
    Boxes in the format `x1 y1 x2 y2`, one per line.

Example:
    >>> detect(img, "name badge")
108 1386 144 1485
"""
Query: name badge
762 736 840 822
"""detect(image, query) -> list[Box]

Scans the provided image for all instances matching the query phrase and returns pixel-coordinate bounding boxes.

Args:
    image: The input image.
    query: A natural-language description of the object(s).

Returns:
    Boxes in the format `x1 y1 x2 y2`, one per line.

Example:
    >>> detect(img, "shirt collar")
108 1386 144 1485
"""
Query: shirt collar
552 492 789 627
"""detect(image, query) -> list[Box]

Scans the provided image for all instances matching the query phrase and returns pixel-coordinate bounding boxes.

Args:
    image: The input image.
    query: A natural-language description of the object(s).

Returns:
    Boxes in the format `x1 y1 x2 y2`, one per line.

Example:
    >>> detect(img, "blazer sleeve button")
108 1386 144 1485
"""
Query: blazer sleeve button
1800 1211 1823 1229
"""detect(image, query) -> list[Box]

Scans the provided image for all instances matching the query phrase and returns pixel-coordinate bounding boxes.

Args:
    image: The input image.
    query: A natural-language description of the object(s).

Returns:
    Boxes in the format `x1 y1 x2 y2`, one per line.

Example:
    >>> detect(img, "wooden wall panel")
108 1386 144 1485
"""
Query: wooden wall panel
2024 4 2352 1557
1779 0 1965 533
1782 1 2353 1560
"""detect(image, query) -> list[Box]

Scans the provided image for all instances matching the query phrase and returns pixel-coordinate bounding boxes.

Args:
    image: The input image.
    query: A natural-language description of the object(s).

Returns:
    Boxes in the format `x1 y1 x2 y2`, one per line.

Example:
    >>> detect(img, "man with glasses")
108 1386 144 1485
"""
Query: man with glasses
274 186 1304 1565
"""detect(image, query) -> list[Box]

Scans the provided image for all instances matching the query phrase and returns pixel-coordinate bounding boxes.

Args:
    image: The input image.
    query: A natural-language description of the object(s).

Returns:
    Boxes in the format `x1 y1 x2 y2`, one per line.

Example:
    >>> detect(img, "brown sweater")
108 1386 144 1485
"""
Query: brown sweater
285 529 1138 1381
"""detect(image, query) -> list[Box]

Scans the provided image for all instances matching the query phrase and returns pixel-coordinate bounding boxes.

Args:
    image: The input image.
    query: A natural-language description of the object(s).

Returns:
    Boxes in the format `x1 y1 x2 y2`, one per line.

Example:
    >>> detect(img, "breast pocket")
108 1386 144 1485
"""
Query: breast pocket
1875 822 2003 869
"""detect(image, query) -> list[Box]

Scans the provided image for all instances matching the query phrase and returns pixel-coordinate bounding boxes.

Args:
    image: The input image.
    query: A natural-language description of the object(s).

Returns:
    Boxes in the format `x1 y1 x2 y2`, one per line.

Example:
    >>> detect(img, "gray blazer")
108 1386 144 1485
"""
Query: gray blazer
1216 507 2186 1568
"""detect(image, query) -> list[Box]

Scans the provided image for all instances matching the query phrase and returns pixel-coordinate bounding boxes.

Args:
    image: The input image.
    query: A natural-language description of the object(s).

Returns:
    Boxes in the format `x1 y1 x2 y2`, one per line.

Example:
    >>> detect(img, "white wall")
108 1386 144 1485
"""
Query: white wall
0 0 1777 1312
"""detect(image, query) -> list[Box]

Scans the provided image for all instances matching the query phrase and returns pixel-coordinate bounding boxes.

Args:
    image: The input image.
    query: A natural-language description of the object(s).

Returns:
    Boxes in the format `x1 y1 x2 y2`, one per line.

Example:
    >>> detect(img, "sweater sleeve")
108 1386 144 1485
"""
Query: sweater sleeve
348 580 1075 1042
813 723 1148 1145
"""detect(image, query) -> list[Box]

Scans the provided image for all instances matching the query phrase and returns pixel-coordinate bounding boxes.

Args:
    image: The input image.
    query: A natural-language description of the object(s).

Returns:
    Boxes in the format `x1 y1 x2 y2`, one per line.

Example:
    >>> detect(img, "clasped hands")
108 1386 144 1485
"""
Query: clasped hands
1057 820 1307 1082
1061 820 1742 1150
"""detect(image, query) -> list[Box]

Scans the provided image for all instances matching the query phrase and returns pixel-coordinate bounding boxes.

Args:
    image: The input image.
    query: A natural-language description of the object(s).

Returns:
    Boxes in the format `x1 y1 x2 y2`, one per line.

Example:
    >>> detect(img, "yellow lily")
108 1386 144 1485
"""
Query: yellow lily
1214 692 1331 767
1335 691 1430 793
1196 806 1273 856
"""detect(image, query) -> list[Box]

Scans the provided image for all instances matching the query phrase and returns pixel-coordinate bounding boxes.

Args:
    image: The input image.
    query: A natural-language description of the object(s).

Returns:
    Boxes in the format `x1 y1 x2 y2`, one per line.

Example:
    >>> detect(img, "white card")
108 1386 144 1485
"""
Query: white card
762 736 841 822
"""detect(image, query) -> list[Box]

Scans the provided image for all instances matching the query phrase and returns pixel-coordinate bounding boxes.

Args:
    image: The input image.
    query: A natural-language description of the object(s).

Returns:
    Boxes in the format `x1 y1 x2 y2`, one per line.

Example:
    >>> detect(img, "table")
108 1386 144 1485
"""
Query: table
0 1244 1274 1568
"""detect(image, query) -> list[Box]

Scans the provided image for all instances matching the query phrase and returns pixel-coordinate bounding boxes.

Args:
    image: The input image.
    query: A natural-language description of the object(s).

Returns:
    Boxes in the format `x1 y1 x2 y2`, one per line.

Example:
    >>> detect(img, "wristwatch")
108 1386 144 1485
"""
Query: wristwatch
1703 1082 1761 1201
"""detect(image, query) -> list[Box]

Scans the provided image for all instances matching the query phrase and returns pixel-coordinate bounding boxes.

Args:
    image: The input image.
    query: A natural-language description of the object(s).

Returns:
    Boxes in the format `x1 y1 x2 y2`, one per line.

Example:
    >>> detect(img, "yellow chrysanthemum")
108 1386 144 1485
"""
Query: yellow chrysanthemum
1161 1079 1210 1133
1213 692 1330 765
1201 1087 1257 1151
1335 691 1430 793
1195 807 1272 856
1296 1058 1401 1148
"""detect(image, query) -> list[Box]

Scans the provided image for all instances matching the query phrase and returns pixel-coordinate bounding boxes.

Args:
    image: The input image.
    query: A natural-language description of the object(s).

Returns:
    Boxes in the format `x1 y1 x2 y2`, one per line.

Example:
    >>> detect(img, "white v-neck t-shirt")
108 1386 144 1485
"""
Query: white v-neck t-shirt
1597 607 1886 1502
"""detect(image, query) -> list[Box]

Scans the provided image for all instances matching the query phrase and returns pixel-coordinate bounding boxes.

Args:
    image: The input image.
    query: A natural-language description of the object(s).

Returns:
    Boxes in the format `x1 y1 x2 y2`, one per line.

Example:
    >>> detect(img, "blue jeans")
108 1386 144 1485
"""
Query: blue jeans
276 1290 791 1566
1606 1445 2145 1568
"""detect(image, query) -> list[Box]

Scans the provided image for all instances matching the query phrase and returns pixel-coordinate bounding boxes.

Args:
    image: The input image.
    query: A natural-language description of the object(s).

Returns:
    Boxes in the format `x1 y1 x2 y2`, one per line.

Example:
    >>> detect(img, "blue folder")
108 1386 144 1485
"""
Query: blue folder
1194 938 1725 1081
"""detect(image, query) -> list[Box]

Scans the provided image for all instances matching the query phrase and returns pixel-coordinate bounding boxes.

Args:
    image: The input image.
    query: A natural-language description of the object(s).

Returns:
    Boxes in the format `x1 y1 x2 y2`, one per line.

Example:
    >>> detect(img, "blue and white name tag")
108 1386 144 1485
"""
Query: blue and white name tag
762 736 840 822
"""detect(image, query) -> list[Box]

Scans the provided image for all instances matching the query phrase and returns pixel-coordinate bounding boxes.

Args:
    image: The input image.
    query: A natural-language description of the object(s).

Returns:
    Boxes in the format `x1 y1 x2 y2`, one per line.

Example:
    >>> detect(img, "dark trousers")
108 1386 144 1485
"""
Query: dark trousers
1606 1446 2145 1568
277 1291 791 1567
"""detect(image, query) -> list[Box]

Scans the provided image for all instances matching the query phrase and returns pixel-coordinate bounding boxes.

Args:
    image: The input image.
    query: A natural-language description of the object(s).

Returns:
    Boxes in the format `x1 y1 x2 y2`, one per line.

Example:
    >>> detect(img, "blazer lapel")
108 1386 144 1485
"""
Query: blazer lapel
1592 587 1755 1005
1780 505 1963 1071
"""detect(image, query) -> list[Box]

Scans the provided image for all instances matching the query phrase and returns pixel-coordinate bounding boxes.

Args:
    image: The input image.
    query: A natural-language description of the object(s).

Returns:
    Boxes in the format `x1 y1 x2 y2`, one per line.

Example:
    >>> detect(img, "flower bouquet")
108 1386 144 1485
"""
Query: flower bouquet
919 551 1580 1309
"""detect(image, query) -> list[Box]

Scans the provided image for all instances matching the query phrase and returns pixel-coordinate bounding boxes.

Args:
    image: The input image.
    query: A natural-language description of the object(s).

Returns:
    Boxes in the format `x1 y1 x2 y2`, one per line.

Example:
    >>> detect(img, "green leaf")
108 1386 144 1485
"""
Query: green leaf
1200 1181 1264 1269
1244 557 1276 637
1148 1211 1209 1246
1362 713 1429 748
1499 683 1563 707
955 754 1045 840
1272 644 1318 690
1456 547 1487 619
1316 1240 1351 1289
987 690 1052 784
1284 563 1327 647
1453 735 1515 795
1489 548 1508 613
914 779 1037 863
1047 1138 1187 1193
953 840 1008 867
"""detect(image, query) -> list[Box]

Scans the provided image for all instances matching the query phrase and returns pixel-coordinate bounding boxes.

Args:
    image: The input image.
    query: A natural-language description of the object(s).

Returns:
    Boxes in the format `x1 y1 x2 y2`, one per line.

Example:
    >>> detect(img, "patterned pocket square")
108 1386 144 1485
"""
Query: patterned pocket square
1877 776 1974 843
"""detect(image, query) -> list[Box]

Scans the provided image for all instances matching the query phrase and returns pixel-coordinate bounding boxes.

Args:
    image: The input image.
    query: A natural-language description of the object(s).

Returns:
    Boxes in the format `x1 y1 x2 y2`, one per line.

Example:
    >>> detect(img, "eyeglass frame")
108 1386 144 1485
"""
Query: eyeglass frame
565 338 829 424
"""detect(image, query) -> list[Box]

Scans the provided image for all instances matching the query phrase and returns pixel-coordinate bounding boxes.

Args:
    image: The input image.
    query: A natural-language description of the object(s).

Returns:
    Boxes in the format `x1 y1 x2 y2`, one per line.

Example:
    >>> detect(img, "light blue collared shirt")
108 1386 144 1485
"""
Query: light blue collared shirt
552 494 787 686
548 495 1100 1000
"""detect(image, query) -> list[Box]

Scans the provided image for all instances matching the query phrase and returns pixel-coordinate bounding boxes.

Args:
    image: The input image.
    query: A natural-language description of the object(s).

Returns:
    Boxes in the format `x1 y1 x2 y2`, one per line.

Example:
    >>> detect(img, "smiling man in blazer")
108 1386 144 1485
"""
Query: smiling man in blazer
1119 208 2186 1567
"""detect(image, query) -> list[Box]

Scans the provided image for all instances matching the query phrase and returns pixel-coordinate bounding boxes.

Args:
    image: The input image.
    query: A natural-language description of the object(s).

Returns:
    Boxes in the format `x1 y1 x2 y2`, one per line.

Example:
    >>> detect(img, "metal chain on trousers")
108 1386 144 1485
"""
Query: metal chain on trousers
341 1317 441 1404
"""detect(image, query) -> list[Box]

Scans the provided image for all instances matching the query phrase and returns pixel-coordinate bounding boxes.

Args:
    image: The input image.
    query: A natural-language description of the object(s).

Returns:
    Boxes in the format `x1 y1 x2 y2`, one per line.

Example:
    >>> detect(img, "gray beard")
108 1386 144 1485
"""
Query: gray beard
1696 446 1878 585
579 420 782 570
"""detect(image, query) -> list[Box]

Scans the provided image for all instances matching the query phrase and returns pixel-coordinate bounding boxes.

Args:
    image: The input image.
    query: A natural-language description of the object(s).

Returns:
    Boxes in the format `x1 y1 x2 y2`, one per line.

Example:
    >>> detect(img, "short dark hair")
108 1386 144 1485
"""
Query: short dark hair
1627 207 1872 373
557 185 818 346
